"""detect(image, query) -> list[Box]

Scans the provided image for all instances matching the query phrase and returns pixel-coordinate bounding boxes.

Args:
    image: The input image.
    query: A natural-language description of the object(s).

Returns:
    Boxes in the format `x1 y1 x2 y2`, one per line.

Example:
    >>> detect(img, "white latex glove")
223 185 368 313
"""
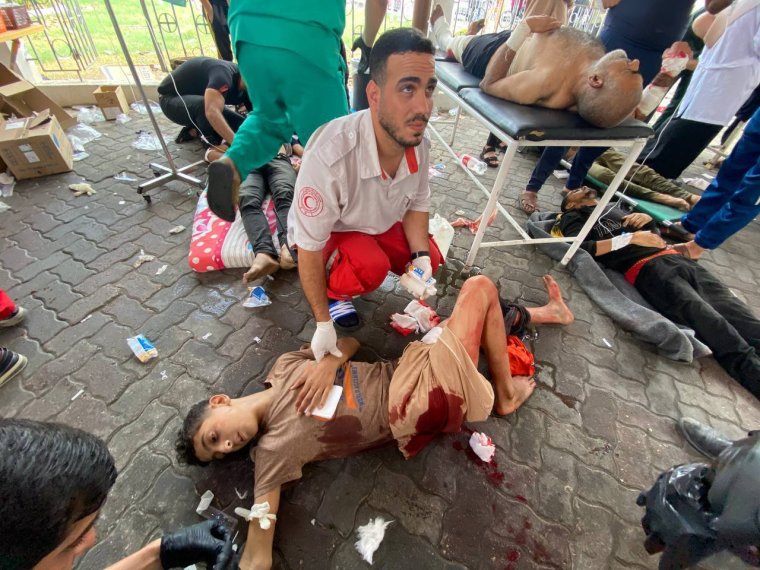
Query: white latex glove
311 320 342 362
411 255 433 282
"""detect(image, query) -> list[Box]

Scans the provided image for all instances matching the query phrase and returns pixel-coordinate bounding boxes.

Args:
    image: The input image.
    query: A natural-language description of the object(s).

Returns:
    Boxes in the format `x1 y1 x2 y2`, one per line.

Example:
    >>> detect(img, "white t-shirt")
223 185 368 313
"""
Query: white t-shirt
287 110 431 251
677 4 760 126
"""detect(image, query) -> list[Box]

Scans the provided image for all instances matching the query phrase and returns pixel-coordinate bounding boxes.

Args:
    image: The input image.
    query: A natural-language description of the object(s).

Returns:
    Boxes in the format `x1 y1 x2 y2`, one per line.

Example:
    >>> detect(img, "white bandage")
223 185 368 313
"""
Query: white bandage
235 501 277 530
610 233 633 251
506 21 530 52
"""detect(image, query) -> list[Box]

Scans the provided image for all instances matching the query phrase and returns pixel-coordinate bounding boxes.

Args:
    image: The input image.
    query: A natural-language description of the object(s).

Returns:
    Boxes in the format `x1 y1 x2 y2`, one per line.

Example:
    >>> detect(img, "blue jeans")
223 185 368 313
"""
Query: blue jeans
526 147 606 192
681 108 760 250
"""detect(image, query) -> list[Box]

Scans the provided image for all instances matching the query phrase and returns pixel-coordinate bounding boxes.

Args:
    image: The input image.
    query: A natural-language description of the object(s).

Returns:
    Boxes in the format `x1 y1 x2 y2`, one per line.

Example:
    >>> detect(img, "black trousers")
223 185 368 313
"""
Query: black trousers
640 117 722 180
239 156 294 259
158 94 244 145
210 1 233 62
636 255 760 397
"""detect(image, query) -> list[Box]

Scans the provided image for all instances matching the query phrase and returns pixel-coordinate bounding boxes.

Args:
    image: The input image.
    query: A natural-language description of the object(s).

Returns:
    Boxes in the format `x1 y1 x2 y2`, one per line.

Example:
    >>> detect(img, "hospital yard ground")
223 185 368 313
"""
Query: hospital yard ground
0 111 759 570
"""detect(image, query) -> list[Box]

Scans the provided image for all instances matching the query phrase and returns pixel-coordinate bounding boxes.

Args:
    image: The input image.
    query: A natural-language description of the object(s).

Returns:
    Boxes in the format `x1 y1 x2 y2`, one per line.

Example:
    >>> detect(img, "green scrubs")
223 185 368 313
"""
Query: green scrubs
226 2 350 177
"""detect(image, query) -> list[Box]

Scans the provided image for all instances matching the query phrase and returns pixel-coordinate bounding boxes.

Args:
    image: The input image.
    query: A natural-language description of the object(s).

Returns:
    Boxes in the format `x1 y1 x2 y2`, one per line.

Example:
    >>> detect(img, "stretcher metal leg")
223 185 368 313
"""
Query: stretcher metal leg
560 139 647 266
465 140 520 268
449 106 462 146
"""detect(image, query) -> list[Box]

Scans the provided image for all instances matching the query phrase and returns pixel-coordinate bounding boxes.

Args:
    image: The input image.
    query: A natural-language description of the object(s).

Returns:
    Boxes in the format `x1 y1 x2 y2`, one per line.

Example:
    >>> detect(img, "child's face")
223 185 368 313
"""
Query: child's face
192 396 257 462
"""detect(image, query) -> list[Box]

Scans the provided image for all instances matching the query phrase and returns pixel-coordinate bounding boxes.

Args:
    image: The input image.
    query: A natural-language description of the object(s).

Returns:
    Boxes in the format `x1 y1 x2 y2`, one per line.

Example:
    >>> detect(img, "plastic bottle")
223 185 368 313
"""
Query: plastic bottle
243 286 272 308
460 154 487 175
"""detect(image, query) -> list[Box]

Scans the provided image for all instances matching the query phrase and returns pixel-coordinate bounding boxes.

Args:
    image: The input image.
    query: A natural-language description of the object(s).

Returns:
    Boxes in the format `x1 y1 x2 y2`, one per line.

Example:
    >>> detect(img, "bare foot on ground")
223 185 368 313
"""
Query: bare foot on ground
243 253 279 282
495 375 536 415
538 275 574 325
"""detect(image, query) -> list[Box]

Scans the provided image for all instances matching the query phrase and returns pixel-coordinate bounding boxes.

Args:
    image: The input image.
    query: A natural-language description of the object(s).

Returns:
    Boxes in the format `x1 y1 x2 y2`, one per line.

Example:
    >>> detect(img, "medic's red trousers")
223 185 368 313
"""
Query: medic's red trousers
0 288 16 320
323 222 443 300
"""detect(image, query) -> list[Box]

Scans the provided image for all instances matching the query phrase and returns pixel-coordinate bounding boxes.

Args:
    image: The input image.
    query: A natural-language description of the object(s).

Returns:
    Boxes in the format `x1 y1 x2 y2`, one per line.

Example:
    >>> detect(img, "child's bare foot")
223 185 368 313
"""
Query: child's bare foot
430 4 444 25
532 275 574 325
243 253 279 282
495 375 536 415
467 18 485 35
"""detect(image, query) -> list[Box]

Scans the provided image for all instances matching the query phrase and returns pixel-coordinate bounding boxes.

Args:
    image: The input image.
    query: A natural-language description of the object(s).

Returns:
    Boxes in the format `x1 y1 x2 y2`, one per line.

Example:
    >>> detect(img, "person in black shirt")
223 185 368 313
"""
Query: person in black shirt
157 56 251 147
200 0 232 62
555 188 760 397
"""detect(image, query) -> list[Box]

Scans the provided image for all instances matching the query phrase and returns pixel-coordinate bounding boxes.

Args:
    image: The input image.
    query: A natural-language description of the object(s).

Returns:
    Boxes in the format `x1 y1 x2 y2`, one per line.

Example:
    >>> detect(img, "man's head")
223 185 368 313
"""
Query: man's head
367 28 437 148
560 187 599 212
577 49 643 128
177 395 259 465
0 419 117 570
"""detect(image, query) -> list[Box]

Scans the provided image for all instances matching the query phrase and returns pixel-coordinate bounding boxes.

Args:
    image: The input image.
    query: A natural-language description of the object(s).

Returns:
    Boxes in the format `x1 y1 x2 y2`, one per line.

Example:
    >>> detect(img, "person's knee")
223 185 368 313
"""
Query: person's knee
329 237 391 296
461 275 498 302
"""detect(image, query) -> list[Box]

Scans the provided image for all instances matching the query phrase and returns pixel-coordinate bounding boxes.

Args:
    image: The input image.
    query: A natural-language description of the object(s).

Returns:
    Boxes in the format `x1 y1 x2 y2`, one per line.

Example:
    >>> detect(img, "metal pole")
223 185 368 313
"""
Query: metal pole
104 0 175 170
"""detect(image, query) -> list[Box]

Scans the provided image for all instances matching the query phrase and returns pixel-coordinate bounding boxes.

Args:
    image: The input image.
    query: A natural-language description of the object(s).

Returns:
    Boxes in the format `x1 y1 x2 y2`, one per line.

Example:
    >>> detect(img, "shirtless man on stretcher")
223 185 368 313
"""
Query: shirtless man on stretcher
177 275 573 570
430 3 644 128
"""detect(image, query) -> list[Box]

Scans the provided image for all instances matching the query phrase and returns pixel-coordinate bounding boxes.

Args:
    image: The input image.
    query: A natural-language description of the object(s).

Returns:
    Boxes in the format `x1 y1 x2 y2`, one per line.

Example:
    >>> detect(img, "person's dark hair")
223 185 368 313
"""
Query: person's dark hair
369 27 435 85
176 400 211 466
560 193 571 212
0 420 116 569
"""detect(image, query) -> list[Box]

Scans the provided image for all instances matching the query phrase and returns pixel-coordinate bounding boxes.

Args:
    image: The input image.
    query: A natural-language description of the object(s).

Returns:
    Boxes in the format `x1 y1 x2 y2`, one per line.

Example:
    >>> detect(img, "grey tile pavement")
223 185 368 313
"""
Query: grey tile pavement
0 110 758 569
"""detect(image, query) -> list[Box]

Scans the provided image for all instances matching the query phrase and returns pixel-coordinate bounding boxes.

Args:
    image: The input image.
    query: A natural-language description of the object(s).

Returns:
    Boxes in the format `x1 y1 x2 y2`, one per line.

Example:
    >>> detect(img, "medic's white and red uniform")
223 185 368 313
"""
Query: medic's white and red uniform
287 110 443 300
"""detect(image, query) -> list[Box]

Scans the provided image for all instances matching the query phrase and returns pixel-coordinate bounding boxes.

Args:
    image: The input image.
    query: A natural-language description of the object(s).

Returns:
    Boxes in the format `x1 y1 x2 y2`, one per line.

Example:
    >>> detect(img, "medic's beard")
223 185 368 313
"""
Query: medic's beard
378 108 428 148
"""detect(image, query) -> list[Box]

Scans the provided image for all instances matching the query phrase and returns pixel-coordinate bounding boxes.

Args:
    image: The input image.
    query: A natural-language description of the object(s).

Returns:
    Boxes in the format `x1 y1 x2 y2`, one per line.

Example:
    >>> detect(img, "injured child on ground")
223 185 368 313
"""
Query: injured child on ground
176 275 573 570
553 187 760 396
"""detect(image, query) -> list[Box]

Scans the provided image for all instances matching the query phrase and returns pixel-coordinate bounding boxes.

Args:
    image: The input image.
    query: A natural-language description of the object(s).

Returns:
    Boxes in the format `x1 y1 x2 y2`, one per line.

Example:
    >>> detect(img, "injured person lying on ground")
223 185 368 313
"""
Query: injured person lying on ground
176 275 573 570
587 149 701 212
429 3 643 128
553 188 760 397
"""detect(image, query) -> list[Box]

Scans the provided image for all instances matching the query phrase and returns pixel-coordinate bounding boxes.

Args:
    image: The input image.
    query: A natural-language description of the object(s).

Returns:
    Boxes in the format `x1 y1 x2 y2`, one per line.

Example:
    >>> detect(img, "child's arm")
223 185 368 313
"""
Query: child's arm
238 487 281 570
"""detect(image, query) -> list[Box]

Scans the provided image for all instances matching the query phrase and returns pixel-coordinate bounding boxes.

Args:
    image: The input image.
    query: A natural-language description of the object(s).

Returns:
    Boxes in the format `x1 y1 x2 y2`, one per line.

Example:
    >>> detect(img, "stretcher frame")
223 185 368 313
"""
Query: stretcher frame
429 79 649 268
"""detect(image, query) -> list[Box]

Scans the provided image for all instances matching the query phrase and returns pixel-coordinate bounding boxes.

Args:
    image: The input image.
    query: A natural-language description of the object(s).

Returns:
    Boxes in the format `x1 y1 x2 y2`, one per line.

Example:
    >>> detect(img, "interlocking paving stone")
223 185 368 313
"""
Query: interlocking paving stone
0 112 757 569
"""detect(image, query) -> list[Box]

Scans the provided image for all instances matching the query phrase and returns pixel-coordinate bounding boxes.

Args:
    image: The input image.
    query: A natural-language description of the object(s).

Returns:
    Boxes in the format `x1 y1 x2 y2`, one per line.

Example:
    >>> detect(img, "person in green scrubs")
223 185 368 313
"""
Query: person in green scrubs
207 1 400 222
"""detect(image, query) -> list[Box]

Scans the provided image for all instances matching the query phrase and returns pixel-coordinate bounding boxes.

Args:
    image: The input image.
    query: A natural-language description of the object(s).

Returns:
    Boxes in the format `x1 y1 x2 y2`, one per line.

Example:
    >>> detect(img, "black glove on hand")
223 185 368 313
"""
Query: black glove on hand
160 519 234 570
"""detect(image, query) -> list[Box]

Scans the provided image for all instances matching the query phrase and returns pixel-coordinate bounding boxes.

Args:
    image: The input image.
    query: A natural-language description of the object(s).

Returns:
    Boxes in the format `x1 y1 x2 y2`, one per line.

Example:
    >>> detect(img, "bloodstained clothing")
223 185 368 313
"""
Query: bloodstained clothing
253 328 495 495
388 325 494 459
252 348 396 497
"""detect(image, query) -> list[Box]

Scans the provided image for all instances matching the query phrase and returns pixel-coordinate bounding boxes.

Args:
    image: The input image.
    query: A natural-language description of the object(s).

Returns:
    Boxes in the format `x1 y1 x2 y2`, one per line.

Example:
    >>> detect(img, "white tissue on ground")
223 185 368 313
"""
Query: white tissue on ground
355 517 393 564
469 431 496 463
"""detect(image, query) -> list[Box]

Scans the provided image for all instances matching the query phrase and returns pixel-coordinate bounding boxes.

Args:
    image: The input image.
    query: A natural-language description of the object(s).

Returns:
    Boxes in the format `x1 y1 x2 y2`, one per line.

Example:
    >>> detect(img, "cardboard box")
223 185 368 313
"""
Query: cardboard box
0 110 73 179
93 85 129 120
0 63 75 129
0 4 30 29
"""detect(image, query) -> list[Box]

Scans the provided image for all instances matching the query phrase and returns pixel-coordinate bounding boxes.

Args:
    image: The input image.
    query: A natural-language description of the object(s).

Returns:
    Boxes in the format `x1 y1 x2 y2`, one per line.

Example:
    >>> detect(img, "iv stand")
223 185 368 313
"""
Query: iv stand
103 0 204 204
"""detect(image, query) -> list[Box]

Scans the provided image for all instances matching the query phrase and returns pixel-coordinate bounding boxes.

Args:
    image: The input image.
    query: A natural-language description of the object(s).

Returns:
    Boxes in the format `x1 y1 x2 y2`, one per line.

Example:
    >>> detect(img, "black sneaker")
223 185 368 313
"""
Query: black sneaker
175 125 197 144
0 348 27 388
207 159 239 222
678 417 733 459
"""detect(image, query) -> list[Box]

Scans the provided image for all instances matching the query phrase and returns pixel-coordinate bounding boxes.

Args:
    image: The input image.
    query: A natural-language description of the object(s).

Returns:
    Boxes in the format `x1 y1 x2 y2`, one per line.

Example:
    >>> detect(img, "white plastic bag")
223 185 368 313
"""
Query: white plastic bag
132 131 167 151
130 100 162 115
68 123 102 144
76 106 105 123
429 213 454 260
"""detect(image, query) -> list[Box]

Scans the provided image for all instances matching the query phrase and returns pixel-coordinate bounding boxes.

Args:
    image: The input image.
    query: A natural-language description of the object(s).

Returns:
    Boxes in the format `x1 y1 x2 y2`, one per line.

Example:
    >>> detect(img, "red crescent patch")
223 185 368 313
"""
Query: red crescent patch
298 187 324 217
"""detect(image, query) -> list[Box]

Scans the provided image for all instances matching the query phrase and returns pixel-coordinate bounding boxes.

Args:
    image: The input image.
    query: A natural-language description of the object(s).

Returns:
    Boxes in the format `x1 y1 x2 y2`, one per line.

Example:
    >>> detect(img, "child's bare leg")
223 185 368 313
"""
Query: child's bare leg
445 276 535 415
523 275 574 326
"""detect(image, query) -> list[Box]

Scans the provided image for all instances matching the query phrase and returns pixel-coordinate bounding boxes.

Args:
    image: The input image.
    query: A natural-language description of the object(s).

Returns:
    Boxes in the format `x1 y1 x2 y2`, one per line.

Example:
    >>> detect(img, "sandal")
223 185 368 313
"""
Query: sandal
479 145 499 168
517 190 540 214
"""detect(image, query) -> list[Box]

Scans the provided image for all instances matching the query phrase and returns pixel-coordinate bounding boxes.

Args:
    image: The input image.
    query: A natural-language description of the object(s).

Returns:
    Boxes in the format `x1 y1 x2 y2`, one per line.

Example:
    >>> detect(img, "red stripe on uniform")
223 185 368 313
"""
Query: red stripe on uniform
405 147 418 174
